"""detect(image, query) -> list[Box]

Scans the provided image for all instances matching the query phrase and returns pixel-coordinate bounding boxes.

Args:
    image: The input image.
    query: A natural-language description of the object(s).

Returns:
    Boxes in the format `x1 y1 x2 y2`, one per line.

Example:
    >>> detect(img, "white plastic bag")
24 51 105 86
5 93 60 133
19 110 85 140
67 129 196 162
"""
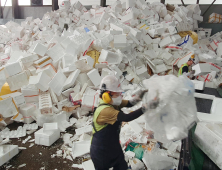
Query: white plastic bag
142 75 198 142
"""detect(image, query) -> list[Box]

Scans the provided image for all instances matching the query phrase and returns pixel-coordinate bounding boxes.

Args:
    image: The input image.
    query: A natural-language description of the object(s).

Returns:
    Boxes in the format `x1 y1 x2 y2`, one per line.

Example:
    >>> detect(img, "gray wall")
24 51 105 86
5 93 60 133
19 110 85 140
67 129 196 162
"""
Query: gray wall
1 6 51 20
1 4 222 35
18 6 52 19
2 7 13 19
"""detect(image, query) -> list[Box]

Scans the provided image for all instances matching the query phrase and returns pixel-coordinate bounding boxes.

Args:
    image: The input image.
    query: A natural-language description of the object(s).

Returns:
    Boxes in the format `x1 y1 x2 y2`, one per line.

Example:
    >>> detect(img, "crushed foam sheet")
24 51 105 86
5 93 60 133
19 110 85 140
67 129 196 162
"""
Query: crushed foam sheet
0 0 221 169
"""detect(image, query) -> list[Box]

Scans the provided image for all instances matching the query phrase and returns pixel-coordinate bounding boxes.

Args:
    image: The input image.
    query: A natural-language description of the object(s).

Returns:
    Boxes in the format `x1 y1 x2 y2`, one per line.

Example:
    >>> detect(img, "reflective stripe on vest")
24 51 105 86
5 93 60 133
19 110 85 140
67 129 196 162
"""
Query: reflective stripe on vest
92 99 113 134
178 63 189 77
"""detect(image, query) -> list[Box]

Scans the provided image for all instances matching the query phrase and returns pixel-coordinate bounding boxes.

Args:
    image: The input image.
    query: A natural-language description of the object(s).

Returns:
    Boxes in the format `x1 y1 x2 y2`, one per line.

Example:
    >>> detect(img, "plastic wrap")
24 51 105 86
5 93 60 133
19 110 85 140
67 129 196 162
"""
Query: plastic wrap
142 75 198 142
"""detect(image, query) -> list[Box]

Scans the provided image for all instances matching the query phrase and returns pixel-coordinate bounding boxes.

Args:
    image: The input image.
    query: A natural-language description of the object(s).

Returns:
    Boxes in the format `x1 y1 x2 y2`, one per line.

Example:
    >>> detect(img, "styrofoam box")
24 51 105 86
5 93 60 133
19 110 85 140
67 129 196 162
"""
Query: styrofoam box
21 85 39 96
19 104 36 117
87 69 102 87
192 63 212 76
98 49 120 64
194 122 222 169
72 141 91 159
23 117 34 124
49 71 67 96
6 71 29 91
35 128 60 146
63 69 81 90
29 71 51 92
24 95 39 103
82 159 95 170
39 92 53 115
4 61 23 77
36 64 56 79
20 54 39 64
0 145 19 166
0 97 18 118
43 123 58 132
0 92 26 108
33 43 47 57
191 80 205 90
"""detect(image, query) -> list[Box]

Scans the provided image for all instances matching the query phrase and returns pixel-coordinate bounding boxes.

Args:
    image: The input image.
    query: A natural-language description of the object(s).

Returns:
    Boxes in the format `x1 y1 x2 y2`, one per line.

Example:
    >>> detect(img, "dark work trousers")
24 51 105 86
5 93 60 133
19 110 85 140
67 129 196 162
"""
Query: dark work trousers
90 121 128 170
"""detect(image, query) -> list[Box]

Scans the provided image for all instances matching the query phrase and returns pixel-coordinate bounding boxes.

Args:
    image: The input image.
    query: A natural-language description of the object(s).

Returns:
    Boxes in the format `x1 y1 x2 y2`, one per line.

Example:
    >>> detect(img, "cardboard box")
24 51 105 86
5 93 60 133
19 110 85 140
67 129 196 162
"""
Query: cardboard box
35 128 60 146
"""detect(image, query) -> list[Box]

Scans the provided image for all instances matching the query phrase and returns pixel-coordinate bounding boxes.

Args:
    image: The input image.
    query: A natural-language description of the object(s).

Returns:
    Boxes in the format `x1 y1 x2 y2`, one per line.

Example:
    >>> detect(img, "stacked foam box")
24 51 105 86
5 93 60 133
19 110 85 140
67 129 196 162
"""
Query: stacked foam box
39 92 53 115
209 13 222 23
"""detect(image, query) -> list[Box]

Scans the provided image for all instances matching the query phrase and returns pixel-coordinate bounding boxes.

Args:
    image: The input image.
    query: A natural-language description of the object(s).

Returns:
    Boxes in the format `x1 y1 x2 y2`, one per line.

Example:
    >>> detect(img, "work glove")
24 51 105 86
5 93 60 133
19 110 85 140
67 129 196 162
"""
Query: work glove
129 89 148 105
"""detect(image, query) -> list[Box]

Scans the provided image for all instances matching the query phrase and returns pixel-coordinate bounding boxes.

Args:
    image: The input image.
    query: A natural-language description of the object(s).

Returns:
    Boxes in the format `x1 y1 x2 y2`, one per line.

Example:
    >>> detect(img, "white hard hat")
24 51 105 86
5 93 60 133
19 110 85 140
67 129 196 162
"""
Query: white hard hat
100 75 123 93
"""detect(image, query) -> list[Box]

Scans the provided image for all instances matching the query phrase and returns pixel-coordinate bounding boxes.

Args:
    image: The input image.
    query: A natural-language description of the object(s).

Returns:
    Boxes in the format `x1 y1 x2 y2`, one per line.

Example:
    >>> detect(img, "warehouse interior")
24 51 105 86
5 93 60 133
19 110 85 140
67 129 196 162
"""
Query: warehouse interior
0 0 222 170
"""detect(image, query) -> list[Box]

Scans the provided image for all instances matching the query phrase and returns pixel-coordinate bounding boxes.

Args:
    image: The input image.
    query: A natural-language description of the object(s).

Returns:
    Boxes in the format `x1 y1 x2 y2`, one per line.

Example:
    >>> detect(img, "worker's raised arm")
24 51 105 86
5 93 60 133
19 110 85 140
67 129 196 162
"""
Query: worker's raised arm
117 108 143 122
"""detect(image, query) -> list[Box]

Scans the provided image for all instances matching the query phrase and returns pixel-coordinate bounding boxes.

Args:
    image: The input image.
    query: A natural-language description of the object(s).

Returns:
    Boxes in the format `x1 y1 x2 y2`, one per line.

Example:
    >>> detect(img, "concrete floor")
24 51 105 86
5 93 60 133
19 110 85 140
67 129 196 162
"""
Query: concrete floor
0 122 84 170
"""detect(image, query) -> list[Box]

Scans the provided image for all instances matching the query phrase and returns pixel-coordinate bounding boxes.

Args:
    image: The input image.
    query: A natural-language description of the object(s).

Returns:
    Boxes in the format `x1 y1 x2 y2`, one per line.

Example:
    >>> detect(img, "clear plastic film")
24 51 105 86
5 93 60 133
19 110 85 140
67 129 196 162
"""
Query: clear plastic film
142 75 198 142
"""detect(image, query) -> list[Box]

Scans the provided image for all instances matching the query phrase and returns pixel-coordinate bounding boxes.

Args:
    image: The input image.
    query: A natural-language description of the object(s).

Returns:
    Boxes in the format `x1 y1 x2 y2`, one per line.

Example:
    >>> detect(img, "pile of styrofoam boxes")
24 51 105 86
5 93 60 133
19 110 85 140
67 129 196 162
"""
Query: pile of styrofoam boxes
0 0 221 128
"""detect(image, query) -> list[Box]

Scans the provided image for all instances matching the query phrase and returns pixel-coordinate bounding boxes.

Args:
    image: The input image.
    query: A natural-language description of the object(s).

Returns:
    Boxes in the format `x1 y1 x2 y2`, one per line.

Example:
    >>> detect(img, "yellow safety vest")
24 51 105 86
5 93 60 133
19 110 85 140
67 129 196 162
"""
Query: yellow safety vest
92 99 113 134
178 63 189 77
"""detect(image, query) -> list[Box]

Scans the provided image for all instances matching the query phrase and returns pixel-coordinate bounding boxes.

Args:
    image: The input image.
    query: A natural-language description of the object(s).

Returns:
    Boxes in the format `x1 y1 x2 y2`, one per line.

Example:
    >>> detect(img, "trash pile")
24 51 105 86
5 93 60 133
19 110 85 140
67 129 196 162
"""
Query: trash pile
0 0 222 169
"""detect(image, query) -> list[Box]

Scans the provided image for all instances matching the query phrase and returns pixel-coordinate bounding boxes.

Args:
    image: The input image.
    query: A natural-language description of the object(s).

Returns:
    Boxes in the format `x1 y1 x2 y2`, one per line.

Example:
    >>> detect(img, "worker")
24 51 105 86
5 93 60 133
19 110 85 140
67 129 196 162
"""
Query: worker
90 75 157 170
178 55 196 78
